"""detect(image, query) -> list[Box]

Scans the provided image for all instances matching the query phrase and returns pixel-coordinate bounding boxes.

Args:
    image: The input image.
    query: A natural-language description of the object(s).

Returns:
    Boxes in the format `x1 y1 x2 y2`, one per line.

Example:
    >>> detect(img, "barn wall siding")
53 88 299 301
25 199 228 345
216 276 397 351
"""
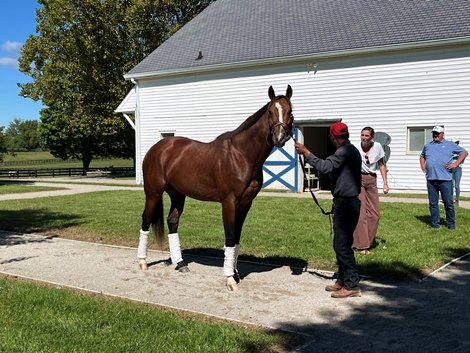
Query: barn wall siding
134 46 470 192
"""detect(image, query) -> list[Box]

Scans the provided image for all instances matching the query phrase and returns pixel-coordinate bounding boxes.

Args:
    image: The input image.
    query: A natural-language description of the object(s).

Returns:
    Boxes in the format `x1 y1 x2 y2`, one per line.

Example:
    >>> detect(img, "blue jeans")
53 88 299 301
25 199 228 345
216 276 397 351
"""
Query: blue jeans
426 180 455 229
452 166 462 201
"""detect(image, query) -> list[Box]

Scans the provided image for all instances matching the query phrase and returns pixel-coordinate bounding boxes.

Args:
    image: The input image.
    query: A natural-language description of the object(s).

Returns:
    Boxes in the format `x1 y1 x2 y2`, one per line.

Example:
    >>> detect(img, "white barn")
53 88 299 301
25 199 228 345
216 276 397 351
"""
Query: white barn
116 0 470 193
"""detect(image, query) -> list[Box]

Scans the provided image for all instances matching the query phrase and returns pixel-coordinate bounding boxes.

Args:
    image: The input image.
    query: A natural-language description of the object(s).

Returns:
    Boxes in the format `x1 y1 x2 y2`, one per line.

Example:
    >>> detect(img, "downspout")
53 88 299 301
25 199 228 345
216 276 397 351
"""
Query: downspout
131 78 143 184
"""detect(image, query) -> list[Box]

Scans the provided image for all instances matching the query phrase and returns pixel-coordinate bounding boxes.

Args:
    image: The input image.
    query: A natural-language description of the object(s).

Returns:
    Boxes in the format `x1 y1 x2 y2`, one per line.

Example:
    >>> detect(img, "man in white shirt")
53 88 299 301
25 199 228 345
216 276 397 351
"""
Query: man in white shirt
353 127 389 254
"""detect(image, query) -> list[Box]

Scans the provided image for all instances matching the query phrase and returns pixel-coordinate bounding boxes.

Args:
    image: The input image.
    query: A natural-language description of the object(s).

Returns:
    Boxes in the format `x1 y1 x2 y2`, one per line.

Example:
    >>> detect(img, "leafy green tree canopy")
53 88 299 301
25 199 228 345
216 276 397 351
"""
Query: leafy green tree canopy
4 118 40 151
0 127 7 162
18 0 214 169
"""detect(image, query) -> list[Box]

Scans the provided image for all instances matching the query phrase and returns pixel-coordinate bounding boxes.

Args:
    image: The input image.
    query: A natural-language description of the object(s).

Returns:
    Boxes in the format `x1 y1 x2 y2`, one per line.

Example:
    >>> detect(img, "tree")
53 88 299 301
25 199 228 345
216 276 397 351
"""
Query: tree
0 127 7 162
5 118 40 151
18 0 214 170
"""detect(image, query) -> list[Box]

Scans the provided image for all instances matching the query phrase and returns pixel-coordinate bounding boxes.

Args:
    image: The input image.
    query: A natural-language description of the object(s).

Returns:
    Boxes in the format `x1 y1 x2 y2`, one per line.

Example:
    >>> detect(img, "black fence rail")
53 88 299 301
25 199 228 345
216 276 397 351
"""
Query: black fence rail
0 158 81 166
0 167 135 178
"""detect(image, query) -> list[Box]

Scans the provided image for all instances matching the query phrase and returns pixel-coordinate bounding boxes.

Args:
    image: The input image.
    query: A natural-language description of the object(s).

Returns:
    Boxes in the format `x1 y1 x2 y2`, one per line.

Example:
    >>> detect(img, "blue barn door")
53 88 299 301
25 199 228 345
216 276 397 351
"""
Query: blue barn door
262 128 298 192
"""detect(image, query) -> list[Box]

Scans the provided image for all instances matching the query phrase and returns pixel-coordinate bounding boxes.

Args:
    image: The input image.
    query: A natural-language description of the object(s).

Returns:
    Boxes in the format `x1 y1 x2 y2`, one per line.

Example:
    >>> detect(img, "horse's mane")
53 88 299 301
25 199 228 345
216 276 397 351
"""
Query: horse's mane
216 103 269 140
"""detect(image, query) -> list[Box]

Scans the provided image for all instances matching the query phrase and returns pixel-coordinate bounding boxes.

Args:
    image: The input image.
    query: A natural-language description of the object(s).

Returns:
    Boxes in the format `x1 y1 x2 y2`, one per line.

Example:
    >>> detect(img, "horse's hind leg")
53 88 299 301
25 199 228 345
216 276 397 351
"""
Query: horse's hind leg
167 188 189 273
138 193 163 270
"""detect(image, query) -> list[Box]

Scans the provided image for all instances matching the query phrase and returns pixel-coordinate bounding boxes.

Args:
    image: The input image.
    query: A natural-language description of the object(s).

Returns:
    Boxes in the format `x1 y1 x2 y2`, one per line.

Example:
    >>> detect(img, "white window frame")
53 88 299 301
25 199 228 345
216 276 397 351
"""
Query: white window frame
407 126 441 153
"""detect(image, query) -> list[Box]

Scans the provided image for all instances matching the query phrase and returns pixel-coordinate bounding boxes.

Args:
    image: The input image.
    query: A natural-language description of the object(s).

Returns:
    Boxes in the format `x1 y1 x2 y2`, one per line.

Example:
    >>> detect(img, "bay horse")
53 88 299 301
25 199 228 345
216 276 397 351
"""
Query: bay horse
138 85 294 291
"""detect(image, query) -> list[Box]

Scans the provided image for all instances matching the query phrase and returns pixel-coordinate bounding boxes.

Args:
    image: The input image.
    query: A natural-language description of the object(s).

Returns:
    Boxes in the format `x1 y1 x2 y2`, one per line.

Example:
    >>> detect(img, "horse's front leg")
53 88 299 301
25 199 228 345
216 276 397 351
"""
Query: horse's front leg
222 198 241 291
167 190 189 273
232 201 253 283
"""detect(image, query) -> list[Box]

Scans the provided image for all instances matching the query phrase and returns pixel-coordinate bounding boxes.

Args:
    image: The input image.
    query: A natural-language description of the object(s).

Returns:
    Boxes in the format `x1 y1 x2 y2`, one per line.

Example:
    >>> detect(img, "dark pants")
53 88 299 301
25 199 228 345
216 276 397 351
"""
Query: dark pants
333 197 361 290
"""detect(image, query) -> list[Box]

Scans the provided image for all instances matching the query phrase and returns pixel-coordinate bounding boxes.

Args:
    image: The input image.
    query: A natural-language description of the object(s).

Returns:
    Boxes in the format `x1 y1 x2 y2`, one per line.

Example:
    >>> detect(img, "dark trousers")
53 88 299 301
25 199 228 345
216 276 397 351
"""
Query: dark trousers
333 197 361 290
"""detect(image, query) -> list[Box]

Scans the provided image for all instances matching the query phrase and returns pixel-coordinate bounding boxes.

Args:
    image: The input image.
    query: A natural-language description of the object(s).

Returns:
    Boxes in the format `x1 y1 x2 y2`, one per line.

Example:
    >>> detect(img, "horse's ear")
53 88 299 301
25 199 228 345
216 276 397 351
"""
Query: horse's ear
286 85 292 99
268 86 275 100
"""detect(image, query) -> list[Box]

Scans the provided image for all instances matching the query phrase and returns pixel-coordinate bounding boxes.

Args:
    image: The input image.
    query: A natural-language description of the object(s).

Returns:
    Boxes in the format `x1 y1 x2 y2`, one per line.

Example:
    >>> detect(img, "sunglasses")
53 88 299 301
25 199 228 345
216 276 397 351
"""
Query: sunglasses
364 155 370 164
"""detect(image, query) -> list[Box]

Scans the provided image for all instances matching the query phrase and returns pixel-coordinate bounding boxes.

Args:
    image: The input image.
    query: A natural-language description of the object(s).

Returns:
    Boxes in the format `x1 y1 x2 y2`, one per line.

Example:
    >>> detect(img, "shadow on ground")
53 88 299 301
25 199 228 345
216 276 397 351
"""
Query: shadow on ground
0 208 82 233
283 253 470 353
182 247 308 278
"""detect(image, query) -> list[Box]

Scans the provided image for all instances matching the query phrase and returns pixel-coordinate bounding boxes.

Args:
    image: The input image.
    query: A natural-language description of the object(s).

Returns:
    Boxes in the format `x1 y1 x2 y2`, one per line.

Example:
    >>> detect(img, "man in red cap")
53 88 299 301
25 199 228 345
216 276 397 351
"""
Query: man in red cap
295 121 362 298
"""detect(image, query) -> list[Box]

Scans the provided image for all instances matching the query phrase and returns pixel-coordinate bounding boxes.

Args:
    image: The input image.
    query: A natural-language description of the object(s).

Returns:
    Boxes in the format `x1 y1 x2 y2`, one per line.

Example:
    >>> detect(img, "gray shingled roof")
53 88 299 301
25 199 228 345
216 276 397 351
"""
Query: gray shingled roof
126 0 470 78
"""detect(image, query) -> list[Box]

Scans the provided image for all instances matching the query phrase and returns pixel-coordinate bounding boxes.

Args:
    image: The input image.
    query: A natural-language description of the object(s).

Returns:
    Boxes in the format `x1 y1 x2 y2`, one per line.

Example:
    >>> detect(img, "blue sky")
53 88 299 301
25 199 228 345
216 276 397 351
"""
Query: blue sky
0 1 43 129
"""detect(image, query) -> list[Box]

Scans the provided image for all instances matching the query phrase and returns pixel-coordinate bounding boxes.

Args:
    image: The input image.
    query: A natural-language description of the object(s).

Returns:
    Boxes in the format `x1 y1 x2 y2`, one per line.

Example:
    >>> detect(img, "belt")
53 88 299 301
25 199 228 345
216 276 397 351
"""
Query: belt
334 195 359 200
362 172 376 176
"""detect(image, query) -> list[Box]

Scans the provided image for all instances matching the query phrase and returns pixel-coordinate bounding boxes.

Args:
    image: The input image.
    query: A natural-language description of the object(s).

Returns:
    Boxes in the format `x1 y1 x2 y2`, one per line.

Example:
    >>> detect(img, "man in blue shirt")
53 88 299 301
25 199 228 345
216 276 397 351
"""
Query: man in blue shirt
420 125 468 229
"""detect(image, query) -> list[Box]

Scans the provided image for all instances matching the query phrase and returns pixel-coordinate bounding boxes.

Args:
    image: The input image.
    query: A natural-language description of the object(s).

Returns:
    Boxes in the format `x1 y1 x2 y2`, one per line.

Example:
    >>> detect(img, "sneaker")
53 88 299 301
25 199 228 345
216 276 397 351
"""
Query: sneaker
331 288 361 298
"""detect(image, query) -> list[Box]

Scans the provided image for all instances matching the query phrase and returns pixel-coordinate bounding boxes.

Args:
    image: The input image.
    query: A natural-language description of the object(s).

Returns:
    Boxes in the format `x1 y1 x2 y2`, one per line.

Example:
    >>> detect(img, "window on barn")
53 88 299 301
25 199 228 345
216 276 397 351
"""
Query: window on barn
408 126 438 153
160 132 175 139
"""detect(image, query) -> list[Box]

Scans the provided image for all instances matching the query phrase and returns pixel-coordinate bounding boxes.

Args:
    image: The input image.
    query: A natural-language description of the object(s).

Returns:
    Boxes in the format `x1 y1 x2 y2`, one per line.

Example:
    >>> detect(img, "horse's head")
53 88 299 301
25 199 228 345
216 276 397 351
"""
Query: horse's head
267 85 294 147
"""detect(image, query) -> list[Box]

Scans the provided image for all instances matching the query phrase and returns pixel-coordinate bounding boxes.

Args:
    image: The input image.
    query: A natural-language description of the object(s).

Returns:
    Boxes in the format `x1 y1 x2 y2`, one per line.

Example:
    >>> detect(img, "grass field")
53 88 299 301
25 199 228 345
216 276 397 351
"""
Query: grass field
1 151 133 169
1 189 469 279
0 276 296 353
1 188 469 352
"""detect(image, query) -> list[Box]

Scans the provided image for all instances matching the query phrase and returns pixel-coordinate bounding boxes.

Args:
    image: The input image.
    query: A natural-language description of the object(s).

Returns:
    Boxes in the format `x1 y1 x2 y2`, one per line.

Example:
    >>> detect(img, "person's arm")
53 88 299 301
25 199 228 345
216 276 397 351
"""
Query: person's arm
378 159 389 194
447 150 468 170
419 155 426 173
295 141 338 174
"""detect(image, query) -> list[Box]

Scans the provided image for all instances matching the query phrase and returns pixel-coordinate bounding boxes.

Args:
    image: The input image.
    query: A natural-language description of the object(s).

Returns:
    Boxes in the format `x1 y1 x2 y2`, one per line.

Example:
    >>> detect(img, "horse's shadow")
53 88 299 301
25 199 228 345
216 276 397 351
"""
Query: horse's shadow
173 248 308 279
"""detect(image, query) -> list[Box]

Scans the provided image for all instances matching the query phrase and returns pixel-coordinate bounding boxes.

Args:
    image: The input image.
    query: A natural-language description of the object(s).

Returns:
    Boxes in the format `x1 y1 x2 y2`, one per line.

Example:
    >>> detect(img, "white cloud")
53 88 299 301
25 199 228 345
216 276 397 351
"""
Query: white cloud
0 57 19 68
2 40 23 53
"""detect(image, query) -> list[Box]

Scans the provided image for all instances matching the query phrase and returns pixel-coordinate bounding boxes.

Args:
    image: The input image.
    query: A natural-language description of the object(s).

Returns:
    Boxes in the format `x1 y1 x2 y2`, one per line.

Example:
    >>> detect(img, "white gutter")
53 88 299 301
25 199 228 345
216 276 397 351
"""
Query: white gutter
124 36 470 80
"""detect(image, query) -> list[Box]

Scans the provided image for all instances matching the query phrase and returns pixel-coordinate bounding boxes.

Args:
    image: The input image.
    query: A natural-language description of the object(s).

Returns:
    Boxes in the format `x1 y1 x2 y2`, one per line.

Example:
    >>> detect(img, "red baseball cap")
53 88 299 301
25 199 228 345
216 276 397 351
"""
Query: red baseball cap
330 122 349 137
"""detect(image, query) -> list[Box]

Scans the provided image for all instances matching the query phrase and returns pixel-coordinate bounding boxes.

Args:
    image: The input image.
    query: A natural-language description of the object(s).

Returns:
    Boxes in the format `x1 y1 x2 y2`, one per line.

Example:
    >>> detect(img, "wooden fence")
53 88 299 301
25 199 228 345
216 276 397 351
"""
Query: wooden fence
0 167 134 178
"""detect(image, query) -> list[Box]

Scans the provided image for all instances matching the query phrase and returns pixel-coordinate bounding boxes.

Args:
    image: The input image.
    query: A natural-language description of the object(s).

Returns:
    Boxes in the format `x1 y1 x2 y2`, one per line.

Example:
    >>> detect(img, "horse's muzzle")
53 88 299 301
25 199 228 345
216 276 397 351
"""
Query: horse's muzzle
272 123 293 147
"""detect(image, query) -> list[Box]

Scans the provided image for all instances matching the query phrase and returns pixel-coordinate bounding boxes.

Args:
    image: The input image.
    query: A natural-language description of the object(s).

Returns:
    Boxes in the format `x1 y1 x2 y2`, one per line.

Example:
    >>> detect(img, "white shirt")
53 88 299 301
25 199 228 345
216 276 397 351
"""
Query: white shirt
356 142 385 173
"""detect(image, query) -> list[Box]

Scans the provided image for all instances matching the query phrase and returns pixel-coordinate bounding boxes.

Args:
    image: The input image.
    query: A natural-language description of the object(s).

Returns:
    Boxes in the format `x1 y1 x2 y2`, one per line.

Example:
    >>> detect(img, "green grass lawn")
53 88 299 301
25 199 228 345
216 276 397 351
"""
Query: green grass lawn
0 277 295 353
1 190 469 279
1 151 133 169
1 190 469 352
2 151 55 162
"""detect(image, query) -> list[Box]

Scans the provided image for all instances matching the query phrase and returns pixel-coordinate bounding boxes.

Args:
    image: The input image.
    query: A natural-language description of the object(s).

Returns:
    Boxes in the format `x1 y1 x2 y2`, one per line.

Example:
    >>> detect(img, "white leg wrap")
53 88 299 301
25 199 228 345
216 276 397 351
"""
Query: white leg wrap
138 229 149 259
168 233 183 265
223 246 236 277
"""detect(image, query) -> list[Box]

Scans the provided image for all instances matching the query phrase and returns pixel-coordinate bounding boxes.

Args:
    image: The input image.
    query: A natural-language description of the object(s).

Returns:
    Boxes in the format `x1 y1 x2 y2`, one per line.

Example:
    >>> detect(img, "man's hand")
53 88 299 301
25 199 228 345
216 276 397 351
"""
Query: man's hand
295 142 310 156
446 162 457 170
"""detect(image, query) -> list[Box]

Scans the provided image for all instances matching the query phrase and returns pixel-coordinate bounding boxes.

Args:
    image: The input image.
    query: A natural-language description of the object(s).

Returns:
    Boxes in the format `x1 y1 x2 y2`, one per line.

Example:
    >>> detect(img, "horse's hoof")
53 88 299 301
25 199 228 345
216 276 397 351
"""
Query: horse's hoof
226 276 239 291
138 259 148 270
175 261 190 273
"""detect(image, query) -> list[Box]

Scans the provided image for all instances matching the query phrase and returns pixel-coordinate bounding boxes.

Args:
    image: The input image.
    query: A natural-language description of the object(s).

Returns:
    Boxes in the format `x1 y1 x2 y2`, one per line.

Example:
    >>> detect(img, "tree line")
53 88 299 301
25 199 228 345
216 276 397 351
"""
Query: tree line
0 119 41 160
6 0 215 168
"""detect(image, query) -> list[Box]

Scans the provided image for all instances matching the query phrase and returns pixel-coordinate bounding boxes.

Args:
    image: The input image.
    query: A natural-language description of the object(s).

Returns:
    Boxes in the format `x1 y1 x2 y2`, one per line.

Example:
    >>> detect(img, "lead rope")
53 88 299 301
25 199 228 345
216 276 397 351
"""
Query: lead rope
296 150 334 240
282 125 334 239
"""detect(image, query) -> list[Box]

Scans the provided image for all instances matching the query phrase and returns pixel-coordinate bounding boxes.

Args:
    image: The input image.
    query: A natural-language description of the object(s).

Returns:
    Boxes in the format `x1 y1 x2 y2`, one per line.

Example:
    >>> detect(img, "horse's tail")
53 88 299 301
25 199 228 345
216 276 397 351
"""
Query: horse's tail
152 197 165 250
